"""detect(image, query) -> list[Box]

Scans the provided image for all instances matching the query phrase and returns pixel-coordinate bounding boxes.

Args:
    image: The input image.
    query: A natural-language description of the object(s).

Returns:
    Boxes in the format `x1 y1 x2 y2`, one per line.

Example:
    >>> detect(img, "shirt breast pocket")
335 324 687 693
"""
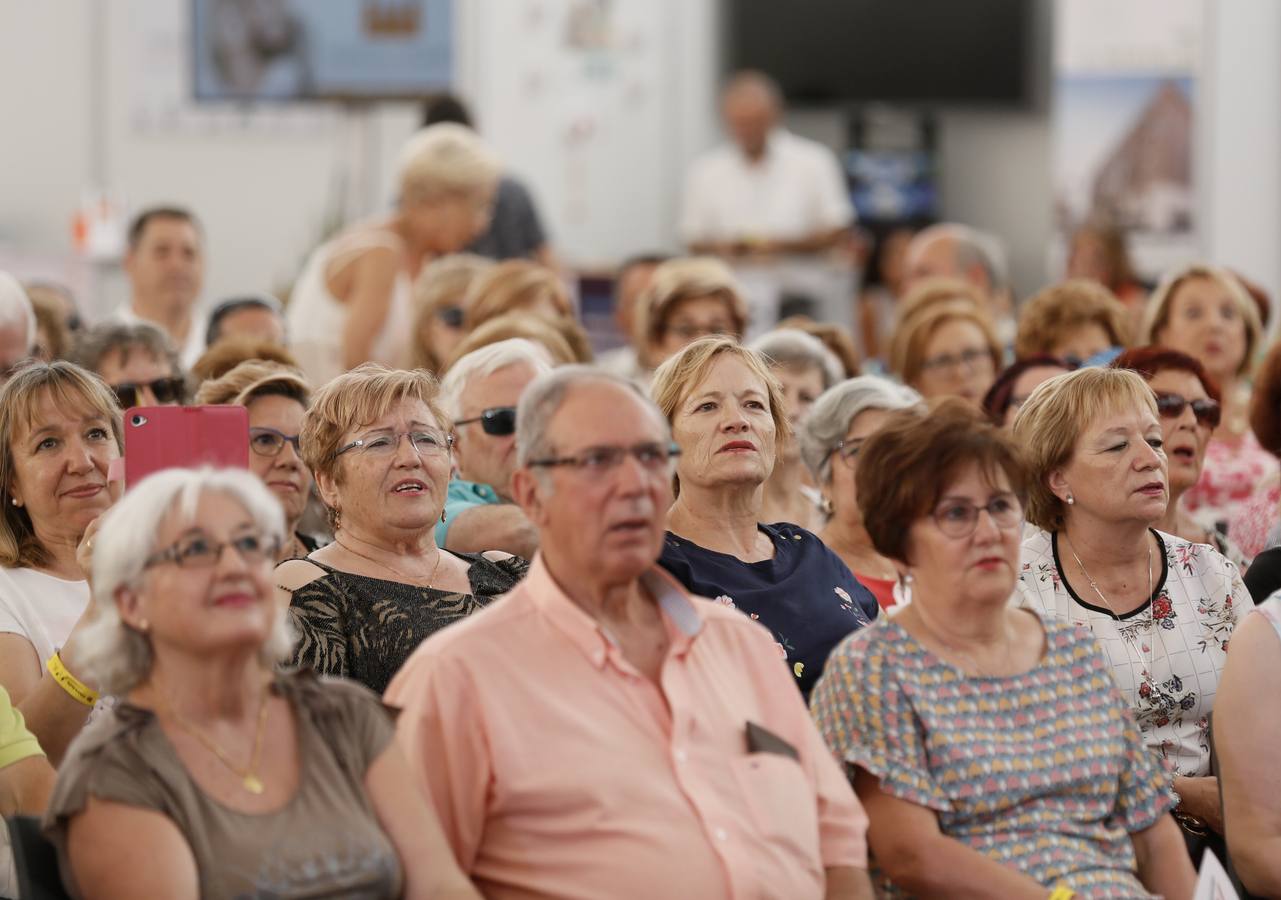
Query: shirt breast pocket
729 753 821 859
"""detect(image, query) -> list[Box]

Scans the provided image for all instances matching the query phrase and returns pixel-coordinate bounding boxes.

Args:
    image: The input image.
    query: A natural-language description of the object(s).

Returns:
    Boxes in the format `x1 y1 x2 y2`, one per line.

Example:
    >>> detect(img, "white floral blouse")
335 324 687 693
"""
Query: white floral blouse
1017 528 1250 778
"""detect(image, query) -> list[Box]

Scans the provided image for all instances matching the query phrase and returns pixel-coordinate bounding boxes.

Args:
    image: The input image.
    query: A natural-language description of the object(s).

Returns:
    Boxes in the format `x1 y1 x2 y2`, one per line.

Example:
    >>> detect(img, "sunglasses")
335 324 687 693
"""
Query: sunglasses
454 406 516 436
1155 392 1221 428
112 377 186 408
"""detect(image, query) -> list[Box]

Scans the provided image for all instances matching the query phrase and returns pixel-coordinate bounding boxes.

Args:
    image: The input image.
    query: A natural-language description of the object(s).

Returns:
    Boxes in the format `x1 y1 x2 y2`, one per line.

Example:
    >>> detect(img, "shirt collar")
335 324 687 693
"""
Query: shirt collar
525 553 705 670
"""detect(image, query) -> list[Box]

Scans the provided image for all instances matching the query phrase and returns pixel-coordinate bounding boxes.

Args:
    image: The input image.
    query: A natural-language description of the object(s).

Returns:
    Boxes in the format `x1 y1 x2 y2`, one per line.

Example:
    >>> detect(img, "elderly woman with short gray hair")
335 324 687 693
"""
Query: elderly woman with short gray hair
800 377 923 610
45 467 480 900
748 328 845 531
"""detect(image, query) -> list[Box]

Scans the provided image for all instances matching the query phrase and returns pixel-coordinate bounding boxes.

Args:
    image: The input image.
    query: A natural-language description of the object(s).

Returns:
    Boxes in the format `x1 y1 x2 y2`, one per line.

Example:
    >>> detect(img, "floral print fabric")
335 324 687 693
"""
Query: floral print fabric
810 615 1172 898
1017 528 1249 777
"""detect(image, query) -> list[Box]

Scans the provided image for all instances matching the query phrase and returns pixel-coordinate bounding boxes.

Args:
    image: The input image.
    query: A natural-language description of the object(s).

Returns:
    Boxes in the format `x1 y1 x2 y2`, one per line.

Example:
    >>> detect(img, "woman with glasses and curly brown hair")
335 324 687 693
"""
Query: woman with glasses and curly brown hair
275 364 527 694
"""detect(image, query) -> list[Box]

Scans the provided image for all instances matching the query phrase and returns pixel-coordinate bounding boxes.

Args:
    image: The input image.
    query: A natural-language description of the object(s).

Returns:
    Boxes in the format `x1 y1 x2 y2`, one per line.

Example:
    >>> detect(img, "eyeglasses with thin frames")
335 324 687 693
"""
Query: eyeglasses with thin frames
335 429 453 459
528 442 681 473
145 532 280 569
249 427 302 458
932 493 1023 538
823 440 863 468
919 347 992 374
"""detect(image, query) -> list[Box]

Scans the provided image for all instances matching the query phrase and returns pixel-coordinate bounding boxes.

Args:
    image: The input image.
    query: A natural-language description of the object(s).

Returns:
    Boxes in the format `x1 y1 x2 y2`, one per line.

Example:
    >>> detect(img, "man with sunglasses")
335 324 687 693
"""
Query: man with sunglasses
388 366 872 900
438 340 551 560
71 321 187 409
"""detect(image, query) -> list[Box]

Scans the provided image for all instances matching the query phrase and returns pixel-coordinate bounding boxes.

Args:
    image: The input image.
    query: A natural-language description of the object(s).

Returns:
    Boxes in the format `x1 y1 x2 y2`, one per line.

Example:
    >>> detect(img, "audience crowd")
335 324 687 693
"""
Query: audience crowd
2 74 1281 900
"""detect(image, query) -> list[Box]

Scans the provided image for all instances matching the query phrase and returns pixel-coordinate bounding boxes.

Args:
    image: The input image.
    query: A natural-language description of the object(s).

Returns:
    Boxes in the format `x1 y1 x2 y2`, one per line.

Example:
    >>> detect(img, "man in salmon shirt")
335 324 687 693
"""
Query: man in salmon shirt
386 365 872 899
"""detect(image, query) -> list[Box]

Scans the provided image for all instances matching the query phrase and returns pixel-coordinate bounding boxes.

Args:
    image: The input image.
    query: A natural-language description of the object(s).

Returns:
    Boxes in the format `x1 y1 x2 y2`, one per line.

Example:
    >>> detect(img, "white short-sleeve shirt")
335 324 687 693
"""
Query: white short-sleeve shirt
680 129 854 246
0 566 90 671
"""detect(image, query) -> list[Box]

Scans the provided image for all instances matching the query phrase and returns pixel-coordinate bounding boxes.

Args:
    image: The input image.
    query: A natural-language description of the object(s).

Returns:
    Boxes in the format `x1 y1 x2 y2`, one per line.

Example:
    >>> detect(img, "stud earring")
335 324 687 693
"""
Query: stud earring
1066 493 1075 506
9 497 17 507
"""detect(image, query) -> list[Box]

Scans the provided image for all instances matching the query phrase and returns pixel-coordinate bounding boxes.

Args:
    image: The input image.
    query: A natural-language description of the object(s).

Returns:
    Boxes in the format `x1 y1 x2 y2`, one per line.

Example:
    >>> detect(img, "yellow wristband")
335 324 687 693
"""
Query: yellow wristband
1049 888 1077 900
46 651 99 707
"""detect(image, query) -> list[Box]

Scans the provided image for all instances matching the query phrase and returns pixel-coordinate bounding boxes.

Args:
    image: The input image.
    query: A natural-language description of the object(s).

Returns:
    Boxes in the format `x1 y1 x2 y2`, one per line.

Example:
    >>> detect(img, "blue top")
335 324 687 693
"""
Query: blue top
658 522 878 698
436 478 503 545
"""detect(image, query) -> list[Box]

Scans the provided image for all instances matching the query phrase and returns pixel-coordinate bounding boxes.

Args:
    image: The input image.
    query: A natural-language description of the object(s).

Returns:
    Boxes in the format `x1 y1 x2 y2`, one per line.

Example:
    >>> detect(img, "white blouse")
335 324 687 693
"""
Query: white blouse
0 566 89 672
1017 528 1249 778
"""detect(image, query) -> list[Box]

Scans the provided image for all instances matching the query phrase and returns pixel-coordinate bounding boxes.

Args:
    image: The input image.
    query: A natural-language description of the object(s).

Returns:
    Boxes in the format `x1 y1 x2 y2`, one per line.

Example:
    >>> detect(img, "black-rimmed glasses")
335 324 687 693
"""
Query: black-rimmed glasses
249 427 302 458
528 442 681 473
454 406 516 436
112 377 186 408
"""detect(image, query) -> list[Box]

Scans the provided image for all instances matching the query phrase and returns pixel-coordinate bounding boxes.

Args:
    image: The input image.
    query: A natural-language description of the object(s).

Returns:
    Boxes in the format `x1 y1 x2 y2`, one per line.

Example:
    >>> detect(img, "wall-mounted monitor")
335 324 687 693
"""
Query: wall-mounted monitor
192 0 453 102
727 0 1032 107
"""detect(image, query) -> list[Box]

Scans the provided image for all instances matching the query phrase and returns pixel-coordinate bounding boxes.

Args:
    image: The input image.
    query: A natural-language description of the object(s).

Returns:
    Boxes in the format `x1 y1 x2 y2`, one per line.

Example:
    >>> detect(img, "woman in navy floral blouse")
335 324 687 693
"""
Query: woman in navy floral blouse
650 337 877 697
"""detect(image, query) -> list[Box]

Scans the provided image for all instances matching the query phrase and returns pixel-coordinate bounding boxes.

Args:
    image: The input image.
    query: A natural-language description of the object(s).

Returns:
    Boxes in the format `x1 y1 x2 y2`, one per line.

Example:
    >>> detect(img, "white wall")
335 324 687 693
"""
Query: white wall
0 0 1276 322
1201 0 1281 326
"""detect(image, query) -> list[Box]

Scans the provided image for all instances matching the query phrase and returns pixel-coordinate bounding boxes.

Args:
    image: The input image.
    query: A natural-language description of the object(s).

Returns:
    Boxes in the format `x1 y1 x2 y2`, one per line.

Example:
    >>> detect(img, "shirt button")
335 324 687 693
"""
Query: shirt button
714 827 728 842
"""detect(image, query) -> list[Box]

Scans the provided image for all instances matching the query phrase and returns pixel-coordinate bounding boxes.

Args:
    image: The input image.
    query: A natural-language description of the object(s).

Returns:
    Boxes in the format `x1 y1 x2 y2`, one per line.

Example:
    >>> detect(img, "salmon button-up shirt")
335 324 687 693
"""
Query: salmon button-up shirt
385 554 868 900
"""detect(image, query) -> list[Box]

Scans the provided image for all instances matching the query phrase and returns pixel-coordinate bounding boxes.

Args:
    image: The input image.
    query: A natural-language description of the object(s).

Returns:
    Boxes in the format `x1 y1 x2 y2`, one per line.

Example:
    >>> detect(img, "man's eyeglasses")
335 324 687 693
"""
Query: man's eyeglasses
335 429 452 459
932 494 1023 538
1155 392 1221 429
145 532 280 569
249 427 302 458
112 377 186 409
528 442 681 473
919 347 992 373
454 407 516 437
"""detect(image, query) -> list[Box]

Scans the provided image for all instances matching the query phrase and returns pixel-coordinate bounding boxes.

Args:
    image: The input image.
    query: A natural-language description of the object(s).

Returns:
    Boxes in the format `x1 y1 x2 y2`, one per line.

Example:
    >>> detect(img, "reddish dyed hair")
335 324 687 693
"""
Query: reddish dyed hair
1110 346 1221 404
1250 339 1281 456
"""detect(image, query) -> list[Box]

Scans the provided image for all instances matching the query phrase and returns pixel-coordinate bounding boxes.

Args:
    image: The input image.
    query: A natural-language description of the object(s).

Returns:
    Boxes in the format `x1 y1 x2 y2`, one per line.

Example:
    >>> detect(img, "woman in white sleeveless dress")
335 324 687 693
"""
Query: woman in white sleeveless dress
288 123 501 386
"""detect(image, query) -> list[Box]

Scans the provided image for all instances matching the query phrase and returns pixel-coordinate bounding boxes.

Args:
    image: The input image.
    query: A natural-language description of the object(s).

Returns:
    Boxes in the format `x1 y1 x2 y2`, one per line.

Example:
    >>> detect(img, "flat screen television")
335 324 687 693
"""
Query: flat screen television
192 0 453 101
727 0 1032 107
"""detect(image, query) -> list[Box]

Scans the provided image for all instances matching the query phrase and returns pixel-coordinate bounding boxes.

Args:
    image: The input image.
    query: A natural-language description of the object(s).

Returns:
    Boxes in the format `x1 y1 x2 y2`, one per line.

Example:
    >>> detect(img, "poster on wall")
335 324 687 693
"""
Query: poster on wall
1052 0 1202 281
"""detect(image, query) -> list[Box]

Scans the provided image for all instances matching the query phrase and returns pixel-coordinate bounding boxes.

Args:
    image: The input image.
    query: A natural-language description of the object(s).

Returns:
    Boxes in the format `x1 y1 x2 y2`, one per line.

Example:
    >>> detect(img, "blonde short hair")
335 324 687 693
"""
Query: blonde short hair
889 302 1002 387
651 337 789 496
0 362 123 568
634 258 749 353
1140 263 1263 376
397 123 502 204
189 338 299 386
463 260 572 330
1015 279 1130 360
897 277 988 326
300 364 448 492
1011 367 1158 531
444 313 583 371
410 253 494 371
193 359 311 408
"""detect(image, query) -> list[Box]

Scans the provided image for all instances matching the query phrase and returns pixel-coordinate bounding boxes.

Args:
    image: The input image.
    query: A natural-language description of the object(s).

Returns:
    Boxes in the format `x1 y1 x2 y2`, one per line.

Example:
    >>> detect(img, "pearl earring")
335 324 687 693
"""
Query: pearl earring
9 497 16 507
1066 493 1075 506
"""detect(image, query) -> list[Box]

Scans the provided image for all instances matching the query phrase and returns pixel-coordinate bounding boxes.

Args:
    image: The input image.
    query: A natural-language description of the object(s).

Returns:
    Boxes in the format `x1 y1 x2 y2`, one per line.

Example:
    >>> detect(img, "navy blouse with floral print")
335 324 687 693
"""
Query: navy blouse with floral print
658 522 878 698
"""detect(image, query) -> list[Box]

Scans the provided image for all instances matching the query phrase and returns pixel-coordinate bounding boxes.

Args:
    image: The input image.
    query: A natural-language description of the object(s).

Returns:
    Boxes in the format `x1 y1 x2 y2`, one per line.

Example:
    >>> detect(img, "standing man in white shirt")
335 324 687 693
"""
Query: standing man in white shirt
682 71 854 259
117 207 207 369
681 71 856 336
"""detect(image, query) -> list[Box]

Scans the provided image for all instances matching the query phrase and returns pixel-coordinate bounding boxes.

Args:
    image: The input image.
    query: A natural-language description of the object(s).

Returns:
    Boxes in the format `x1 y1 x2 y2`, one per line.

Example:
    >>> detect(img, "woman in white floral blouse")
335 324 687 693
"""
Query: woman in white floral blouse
1012 367 1251 861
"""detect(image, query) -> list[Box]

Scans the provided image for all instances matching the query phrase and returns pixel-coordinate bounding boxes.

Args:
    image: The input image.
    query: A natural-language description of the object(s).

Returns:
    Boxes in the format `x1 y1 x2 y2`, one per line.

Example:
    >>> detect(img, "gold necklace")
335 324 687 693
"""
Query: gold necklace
1064 533 1153 622
160 680 271 795
335 536 443 585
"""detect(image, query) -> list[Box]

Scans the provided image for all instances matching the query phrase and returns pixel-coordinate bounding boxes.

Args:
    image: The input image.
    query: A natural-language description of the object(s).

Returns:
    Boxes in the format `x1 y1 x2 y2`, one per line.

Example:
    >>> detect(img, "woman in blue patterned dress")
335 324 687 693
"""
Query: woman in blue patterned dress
1012 367 1250 862
811 399 1194 899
